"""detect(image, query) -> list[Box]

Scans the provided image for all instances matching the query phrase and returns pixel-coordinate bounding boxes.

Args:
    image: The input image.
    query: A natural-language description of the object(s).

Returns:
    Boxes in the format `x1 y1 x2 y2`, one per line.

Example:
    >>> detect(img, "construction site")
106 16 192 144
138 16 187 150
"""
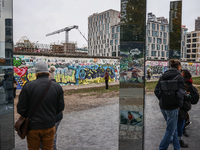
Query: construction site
14 25 88 55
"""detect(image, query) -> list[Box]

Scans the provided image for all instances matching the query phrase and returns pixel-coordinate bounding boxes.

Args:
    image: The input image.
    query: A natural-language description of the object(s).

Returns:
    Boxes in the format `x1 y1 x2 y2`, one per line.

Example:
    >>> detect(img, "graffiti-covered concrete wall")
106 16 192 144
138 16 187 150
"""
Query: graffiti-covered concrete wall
146 60 200 80
13 55 120 89
146 61 168 79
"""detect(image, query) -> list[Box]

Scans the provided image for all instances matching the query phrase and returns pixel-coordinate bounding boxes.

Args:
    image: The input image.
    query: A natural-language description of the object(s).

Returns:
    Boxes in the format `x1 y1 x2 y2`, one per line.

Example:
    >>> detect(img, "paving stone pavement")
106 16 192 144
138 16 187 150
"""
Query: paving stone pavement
145 94 200 150
13 97 119 150
13 94 200 150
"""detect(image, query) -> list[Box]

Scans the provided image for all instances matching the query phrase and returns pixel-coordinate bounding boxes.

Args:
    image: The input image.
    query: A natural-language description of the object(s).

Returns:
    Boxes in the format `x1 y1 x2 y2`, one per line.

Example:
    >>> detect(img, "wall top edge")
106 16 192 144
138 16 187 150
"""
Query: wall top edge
13 52 120 60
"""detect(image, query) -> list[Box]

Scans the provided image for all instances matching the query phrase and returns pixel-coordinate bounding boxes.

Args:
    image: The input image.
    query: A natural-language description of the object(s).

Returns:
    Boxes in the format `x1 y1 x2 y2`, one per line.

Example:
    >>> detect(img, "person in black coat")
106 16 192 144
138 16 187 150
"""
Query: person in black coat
17 60 64 150
154 59 185 150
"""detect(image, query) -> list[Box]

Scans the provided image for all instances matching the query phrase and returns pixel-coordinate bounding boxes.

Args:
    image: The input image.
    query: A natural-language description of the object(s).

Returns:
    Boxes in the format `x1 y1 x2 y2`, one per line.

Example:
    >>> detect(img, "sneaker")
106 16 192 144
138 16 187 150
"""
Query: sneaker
185 121 192 128
179 140 189 148
183 130 189 137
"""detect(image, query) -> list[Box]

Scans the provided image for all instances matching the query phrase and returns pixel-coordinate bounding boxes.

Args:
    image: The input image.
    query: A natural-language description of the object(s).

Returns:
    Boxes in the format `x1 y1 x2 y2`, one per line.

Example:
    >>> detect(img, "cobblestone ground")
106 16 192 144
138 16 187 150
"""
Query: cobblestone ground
13 97 119 150
144 94 200 150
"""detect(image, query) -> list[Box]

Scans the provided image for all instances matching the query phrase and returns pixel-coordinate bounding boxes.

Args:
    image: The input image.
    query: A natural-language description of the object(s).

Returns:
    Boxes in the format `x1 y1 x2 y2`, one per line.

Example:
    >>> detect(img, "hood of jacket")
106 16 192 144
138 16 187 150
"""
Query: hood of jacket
162 68 181 80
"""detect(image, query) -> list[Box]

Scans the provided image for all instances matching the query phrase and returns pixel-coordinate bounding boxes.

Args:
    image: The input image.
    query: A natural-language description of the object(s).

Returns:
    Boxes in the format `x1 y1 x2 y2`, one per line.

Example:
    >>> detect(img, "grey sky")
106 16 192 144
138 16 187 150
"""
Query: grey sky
13 0 120 47
14 0 200 48
147 0 200 32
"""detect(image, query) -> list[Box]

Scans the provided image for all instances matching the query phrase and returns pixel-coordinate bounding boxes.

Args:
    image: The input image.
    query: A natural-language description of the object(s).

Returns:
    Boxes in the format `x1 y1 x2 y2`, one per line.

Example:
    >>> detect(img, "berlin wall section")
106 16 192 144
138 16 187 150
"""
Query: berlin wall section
119 0 146 149
13 54 120 89
0 0 15 149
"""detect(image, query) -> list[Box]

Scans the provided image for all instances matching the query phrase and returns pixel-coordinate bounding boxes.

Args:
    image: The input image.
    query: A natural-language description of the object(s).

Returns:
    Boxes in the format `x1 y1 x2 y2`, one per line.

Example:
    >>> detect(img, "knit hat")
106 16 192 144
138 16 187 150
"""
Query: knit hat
35 61 49 73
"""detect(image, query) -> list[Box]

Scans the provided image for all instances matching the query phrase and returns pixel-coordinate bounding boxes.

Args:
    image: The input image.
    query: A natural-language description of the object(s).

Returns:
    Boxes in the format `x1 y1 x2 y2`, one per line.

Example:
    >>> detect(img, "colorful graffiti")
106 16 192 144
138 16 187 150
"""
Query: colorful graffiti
146 61 168 79
145 61 200 80
13 55 120 89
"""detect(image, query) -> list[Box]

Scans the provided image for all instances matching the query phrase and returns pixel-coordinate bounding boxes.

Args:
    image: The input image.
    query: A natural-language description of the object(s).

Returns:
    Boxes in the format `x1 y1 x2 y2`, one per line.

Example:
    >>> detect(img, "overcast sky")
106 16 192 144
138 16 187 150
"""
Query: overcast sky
14 0 200 48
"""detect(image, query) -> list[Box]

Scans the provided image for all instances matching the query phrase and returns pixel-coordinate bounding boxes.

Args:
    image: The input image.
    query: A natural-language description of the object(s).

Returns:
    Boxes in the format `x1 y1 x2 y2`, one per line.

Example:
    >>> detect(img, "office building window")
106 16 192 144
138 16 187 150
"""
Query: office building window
157 38 162 44
117 26 120 32
193 39 197 42
151 44 155 50
110 40 113 46
162 51 165 57
164 33 167 38
115 39 118 45
192 33 197 37
187 34 191 38
192 44 196 48
147 23 150 29
148 37 151 43
192 54 196 58
112 27 115 33
163 39 167 44
192 49 196 53
152 23 155 30
157 45 160 50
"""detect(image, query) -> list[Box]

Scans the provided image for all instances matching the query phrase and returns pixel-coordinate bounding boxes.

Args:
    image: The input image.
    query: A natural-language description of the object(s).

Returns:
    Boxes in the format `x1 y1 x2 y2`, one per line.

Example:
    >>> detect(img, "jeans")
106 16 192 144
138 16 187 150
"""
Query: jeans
177 118 185 137
27 126 55 150
159 109 180 150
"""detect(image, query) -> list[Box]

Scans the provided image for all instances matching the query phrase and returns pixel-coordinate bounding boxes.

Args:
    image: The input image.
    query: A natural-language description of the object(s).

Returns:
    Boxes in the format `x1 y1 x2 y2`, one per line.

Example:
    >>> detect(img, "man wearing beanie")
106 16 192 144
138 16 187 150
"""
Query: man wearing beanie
17 60 64 150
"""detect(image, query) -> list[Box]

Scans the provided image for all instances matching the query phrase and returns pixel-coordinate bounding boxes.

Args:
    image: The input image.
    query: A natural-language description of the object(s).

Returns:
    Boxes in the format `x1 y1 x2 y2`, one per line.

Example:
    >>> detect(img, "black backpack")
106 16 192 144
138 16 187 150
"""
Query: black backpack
190 84 199 105
160 75 180 106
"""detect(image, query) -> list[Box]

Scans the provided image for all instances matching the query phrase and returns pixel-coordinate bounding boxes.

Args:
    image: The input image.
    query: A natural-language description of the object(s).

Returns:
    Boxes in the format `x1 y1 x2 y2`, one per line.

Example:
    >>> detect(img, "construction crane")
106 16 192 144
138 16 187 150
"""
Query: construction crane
46 25 78 43
46 25 88 43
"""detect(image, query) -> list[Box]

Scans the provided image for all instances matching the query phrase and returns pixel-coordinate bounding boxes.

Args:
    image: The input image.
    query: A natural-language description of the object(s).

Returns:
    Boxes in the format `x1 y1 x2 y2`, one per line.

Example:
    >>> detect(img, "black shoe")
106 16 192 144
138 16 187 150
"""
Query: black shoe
179 140 189 148
185 121 192 128
183 130 189 137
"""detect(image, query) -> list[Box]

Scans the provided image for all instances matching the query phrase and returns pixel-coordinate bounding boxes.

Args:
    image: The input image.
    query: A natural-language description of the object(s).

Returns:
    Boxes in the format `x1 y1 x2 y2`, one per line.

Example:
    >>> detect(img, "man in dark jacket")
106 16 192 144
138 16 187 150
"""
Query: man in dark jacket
154 59 185 150
17 60 64 150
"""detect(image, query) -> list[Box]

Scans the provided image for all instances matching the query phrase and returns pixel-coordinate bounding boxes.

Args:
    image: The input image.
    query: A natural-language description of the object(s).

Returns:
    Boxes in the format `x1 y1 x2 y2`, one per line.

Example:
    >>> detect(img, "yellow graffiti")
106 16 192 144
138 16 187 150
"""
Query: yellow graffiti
78 77 114 85
188 63 193 66
55 71 76 84
27 73 37 81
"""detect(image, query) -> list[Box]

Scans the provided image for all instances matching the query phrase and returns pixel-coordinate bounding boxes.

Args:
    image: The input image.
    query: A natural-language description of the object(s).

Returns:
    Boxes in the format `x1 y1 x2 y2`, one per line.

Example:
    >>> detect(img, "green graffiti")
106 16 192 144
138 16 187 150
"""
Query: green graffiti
13 57 22 67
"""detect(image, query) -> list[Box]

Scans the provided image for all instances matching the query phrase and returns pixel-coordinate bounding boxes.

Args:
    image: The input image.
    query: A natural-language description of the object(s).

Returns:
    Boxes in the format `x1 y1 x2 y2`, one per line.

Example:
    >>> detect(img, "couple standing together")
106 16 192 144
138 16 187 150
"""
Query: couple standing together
155 59 198 150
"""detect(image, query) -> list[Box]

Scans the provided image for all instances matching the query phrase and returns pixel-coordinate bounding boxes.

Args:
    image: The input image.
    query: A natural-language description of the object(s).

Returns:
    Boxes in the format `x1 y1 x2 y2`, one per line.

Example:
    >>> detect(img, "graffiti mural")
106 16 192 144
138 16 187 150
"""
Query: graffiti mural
146 61 168 79
13 55 120 89
145 61 200 80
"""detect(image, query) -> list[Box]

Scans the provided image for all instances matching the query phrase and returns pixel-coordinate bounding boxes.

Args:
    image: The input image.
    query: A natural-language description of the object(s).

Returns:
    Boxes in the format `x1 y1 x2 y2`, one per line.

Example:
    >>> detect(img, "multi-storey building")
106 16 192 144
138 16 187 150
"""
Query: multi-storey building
88 9 120 57
146 13 169 60
186 31 200 62
195 17 200 31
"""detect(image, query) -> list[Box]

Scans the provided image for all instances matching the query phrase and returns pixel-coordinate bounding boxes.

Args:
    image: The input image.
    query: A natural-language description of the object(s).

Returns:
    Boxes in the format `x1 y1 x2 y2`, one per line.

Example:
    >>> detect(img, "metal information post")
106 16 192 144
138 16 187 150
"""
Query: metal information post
119 0 146 149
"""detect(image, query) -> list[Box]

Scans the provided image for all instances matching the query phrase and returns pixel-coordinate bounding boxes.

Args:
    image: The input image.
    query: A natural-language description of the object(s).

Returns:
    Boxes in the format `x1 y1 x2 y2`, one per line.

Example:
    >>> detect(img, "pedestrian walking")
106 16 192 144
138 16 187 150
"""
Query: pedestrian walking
17 60 64 150
147 69 151 80
105 69 109 89
127 111 133 130
154 59 185 150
